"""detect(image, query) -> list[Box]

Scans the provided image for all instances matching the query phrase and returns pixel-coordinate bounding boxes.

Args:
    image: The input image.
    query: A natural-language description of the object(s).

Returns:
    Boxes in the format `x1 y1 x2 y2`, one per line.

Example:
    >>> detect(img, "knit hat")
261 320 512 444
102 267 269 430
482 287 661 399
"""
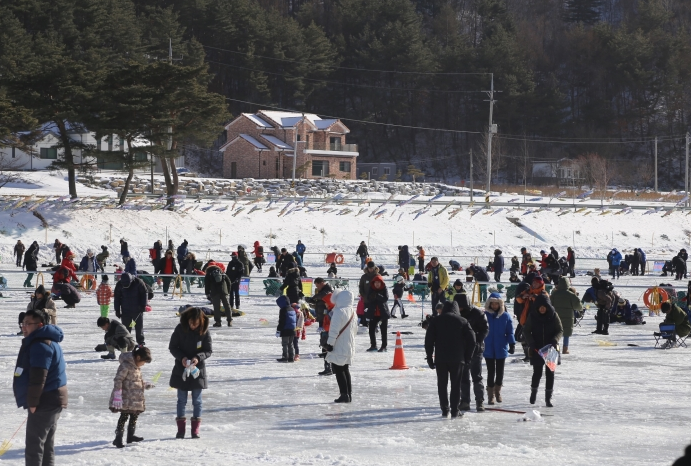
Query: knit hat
35 284 46 296
531 275 544 286
371 275 385 290
453 279 464 287
101 275 109 282
367 261 375 268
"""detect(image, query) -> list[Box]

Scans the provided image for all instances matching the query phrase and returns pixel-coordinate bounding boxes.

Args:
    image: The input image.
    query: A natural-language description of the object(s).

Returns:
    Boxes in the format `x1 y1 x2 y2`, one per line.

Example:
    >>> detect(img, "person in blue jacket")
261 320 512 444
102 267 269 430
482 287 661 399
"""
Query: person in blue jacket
276 295 297 362
123 253 137 277
13 309 68 466
296 240 306 263
177 240 189 271
608 248 622 279
79 249 99 274
483 293 515 405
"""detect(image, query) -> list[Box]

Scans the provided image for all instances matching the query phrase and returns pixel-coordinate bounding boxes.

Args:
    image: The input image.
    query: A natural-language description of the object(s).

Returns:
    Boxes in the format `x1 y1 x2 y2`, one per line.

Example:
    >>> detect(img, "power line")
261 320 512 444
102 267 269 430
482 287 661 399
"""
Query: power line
226 97 484 135
226 97 689 144
496 133 683 144
204 45 490 76
206 60 486 94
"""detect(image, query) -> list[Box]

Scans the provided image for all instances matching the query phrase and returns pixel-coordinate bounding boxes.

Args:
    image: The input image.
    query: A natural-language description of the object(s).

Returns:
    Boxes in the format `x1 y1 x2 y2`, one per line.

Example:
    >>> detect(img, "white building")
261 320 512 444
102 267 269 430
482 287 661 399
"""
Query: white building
1 122 183 172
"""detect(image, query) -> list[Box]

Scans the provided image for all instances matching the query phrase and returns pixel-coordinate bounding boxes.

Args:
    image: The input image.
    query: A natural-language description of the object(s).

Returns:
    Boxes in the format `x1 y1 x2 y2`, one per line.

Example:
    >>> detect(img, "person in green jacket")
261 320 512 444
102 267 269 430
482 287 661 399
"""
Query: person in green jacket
660 302 691 348
550 277 582 354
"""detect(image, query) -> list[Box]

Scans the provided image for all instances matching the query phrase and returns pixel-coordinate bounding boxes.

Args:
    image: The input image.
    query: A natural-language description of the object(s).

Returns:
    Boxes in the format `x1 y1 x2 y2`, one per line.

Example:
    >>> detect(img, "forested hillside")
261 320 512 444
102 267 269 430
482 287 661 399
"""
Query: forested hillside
2 0 691 187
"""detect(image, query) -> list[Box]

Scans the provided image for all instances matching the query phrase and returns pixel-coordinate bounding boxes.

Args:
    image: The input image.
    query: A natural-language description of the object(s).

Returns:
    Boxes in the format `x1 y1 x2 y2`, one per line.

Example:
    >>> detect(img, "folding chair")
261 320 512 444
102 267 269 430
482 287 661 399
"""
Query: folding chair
574 308 585 328
654 324 677 349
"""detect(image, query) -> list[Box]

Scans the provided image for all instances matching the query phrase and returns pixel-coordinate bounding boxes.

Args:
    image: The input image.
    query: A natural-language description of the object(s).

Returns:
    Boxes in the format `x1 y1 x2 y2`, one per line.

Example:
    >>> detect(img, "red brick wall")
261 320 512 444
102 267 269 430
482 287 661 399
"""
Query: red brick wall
222 138 266 179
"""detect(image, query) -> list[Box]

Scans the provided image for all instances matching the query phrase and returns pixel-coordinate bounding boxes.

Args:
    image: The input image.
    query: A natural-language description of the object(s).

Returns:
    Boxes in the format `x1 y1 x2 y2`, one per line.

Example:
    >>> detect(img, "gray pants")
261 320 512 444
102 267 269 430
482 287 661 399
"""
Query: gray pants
211 294 232 323
26 406 62 466
282 335 294 360
460 352 485 404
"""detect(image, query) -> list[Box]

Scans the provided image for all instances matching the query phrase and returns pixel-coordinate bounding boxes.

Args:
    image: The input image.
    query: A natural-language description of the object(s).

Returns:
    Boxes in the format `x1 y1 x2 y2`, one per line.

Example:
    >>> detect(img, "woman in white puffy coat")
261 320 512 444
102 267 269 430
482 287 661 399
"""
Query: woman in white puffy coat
325 290 358 403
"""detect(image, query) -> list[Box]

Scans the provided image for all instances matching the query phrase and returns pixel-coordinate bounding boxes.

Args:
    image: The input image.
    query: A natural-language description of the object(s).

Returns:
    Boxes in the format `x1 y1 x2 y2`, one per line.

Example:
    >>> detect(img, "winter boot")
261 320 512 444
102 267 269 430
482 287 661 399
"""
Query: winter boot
459 401 471 412
529 386 538 405
191 418 201 439
101 352 116 360
602 324 609 336
545 390 554 408
127 427 143 444
175 417 186 439
213 322 222 328
334 394 350 403
476 400 485 412
113 429 125 448
486 386 495 405
494 385 503 403
562 346 569 355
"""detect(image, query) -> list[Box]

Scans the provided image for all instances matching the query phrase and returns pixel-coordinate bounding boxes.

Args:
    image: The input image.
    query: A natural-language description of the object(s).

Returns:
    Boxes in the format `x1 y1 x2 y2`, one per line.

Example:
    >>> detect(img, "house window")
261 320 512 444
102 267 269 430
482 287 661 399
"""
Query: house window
39 147 58 159
371 167 378 176
263 160 266 166
297 134 301 141
339 161 351 172
330 137 341 150
12 147 15 158
312 160 329 177
384 167 390 175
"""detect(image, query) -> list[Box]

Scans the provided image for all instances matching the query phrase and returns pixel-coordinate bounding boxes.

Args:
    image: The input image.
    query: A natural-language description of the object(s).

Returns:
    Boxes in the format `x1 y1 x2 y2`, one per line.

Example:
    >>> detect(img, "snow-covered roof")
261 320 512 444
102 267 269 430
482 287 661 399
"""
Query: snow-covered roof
260 135 293 150
243 113 274 128
258 111 349 133
239 134 269 149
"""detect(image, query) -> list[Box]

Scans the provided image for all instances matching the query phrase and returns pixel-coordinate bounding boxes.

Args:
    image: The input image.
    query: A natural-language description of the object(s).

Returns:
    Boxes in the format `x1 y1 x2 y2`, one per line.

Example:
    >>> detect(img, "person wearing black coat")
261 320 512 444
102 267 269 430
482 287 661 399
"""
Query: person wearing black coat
23 241 39 287
493 250 504 282
114 273 148 345
51 282 81 308
169 307 212 439
120 239 128 261
522 294 563 407
280 267 303 304
566 247 576 278
550 247 559 262
673 253 687 281
14 240 25 267
152 240 163 273
278 250 296 277
356 241 368 269
226 254 244 312
681 249 689 278
204 264 232 327
398 245 410 277
425 301 476 418
365 275 390 352
629 249 640 276
454 293 489 412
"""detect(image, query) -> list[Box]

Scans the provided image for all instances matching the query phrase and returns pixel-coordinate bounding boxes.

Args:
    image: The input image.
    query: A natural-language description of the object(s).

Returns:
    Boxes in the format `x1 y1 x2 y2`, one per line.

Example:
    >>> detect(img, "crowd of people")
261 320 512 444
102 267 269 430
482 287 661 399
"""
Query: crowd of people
10 237 691 464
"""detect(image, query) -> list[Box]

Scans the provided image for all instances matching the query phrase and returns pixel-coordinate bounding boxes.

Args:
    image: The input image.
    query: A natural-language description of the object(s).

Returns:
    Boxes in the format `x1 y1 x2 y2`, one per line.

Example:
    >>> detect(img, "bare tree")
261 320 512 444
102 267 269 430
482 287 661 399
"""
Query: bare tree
576 153 611 205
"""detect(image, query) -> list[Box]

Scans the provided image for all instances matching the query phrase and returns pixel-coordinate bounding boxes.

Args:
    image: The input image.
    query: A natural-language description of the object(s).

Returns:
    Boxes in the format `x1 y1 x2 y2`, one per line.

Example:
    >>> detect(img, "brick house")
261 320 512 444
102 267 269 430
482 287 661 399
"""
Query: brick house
219 110 358 180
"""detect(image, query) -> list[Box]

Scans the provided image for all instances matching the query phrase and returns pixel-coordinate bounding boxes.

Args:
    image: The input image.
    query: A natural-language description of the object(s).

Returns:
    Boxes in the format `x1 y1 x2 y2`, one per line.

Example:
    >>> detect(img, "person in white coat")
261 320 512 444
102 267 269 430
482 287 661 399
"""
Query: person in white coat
325 290 357 403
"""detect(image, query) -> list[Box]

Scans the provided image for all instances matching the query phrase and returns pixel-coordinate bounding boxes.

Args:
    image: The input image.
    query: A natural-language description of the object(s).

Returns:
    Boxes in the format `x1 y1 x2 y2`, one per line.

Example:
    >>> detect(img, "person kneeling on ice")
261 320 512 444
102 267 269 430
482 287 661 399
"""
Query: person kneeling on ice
170 307 212 439
448 260 462 272
23 285 57 329
425 301 476 419
483 293 515 406
324 290 357 403
658 302 691 348
109 345 153 448
523 294 563 407
276 295 297 362
615 298 645 325
97 317 136 359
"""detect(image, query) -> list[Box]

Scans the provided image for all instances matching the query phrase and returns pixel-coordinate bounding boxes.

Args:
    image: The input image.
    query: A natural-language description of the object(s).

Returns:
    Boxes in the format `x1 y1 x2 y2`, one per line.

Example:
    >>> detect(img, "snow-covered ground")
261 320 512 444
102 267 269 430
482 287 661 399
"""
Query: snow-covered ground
1 173 691 465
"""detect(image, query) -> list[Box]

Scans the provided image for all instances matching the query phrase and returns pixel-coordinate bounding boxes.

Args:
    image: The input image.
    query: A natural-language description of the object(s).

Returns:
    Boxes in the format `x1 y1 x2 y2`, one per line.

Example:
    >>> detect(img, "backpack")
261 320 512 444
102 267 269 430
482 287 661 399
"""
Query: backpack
209 267 223 283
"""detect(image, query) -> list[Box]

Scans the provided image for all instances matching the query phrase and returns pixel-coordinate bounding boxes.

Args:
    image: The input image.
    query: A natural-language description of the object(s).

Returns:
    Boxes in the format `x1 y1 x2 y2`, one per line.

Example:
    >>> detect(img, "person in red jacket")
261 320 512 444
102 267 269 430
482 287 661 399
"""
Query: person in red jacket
54 253 78 284
252 241 265 273
159 250 179 296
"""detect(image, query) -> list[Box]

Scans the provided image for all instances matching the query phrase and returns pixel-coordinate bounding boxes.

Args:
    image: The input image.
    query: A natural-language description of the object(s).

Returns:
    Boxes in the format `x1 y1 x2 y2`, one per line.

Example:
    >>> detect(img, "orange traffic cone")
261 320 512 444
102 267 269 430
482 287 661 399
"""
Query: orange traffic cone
390 331 409 370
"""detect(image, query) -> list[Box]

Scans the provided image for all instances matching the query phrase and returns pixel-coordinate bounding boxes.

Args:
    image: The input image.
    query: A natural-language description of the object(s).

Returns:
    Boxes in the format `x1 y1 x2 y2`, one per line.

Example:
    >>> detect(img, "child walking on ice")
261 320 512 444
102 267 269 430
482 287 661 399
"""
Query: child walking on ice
97 275 114 317
109 345 154 448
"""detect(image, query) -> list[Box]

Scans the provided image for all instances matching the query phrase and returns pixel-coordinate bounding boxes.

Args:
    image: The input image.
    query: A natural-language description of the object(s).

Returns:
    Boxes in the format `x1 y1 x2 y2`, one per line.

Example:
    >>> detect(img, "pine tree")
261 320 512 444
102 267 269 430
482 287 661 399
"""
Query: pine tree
564 0 604 25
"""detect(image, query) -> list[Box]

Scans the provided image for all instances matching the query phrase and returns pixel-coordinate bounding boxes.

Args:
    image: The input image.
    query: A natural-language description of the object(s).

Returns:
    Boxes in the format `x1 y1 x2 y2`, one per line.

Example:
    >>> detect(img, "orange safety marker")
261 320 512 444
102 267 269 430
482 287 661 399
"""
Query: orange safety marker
390 331 409 370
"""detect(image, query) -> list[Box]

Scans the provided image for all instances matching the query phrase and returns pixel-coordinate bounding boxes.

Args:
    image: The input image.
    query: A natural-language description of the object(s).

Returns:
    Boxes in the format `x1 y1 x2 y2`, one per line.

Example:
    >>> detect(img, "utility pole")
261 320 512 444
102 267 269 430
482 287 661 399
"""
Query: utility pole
469 148 474 202
485 74 497 194
654 136 658 192
686 133 689 208
291 113 305 186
